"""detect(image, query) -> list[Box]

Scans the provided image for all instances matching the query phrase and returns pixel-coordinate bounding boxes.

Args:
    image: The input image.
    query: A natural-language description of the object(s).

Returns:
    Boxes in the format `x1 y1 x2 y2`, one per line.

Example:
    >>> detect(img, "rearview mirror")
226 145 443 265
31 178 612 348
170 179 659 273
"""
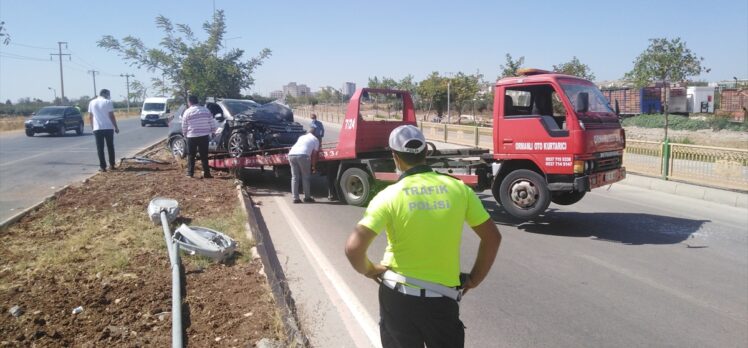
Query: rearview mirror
614 100 620 117
214 113 224 121
576 93 589 113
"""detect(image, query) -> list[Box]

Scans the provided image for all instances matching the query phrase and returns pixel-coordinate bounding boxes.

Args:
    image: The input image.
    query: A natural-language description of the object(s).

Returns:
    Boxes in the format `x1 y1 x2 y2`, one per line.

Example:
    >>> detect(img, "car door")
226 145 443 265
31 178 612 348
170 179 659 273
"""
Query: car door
63 108 74 129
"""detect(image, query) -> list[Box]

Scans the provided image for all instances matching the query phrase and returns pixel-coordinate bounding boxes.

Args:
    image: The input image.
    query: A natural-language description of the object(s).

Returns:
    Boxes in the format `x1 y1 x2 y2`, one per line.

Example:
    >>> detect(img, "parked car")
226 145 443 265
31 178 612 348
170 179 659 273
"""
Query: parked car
24 106 84 137
167 98 305 158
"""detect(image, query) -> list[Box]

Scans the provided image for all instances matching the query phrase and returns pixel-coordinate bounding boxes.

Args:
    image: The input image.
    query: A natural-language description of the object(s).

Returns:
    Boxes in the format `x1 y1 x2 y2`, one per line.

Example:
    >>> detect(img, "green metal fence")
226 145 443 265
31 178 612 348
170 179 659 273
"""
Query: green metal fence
294 106 748 191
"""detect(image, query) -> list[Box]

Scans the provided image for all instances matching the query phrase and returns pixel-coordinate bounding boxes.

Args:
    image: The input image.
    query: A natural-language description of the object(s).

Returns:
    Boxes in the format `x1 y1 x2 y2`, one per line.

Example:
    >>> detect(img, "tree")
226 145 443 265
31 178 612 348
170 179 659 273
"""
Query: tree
416 72 448 118
449 72 482 120
0 21 9 45
129 80 147 102
553 56 596 81
624 38 707 140
499 53 524 78
5 99 11 106
98 10 271 100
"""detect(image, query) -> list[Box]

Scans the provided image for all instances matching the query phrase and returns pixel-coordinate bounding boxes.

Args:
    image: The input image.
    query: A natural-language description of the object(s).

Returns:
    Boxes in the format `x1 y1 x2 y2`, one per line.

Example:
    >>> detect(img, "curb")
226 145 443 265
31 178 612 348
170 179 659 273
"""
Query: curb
619 173 748 209
237 186 309 347
0 139 166 231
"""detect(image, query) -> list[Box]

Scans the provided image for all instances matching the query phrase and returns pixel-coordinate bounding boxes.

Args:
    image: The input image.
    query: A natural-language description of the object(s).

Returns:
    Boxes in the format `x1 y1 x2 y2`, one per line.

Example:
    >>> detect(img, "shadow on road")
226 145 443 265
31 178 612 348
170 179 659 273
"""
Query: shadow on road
478 193 709 245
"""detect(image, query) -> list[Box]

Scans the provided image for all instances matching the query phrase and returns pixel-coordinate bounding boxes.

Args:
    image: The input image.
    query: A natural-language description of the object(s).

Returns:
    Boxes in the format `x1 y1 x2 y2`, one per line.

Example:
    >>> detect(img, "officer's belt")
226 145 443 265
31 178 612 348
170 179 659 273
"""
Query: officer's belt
381 270 462 301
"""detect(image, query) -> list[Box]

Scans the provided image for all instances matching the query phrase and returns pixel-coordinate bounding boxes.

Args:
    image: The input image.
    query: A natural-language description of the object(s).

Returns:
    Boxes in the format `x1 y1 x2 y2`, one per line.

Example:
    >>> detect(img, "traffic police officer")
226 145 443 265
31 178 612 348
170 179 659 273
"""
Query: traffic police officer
345 125 502 348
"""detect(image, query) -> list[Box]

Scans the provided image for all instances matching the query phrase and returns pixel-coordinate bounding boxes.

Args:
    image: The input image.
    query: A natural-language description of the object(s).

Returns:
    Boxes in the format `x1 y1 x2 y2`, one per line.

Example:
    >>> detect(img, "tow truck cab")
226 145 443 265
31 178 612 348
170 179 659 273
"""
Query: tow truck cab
490 69 626 218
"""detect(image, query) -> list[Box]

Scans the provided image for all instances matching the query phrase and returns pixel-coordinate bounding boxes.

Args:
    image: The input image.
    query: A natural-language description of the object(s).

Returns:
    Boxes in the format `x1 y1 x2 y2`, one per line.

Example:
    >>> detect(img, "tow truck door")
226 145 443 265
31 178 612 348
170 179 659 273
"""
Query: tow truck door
496 83 574 174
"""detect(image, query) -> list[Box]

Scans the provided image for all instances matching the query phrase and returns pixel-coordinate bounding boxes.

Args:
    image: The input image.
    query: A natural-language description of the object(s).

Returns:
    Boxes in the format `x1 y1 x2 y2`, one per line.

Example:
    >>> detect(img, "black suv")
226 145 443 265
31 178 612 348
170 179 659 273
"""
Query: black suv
25 106 84 137
167 98 305 158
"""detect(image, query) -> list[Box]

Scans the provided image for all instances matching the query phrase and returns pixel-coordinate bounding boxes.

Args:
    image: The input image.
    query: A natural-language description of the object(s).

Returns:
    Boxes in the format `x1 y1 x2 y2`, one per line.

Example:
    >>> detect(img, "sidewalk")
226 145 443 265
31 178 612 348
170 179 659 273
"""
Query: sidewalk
295 114 748 209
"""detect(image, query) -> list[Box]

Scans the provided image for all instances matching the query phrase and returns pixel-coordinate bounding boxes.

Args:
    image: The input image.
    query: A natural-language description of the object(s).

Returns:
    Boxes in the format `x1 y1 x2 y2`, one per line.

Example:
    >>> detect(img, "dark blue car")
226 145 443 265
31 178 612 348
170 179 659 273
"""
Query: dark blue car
24 106 84 137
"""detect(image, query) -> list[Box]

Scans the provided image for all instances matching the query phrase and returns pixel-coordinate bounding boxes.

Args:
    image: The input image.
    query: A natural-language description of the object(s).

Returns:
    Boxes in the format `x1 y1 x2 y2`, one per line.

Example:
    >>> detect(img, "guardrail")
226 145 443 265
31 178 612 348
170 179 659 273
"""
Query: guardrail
295 107 748 191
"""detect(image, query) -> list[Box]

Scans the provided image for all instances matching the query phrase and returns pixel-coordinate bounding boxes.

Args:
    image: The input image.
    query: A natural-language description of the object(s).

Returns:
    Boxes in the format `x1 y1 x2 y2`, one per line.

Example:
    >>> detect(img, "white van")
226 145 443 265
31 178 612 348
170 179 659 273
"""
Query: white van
140 97 171 127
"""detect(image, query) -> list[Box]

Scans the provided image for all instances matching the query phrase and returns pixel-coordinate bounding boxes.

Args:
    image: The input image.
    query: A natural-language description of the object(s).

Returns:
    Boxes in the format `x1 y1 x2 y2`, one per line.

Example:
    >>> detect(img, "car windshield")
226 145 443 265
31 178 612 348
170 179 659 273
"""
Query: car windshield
35 107 66 116
560 80 618 123
143 103 166 111
223 100 259 116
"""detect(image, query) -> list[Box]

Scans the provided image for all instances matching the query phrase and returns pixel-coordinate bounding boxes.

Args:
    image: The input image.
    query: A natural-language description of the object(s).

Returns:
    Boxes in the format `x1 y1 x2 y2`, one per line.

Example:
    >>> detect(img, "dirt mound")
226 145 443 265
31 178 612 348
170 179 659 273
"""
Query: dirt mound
0 147 284 346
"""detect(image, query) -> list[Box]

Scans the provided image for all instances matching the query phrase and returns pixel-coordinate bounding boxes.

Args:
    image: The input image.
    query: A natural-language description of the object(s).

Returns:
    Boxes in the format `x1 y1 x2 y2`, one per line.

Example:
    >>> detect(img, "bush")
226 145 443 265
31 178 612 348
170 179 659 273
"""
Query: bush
621 113 748 132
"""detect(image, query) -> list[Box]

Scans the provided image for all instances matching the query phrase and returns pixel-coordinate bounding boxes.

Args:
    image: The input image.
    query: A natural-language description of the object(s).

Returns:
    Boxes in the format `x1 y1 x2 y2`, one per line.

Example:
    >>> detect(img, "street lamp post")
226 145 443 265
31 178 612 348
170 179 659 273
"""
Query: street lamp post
48 87 57 105
734 77 739 89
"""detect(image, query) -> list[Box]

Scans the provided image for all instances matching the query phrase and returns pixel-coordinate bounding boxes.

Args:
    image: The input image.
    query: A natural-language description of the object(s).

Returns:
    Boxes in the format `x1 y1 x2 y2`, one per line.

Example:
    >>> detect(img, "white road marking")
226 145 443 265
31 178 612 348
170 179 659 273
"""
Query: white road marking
274 196 381 348
578 253 746 323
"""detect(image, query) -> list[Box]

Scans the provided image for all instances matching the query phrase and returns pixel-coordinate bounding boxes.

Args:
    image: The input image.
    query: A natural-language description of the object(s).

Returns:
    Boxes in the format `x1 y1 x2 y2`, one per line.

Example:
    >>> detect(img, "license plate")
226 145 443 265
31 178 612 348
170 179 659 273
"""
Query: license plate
604 170 618 181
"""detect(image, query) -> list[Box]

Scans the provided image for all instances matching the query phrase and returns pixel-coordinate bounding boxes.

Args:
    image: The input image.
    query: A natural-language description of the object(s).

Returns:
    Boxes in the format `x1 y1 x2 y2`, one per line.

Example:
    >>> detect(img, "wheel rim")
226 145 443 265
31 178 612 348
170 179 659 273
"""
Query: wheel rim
229 135 243 157
344 175 365 200
172 139 185 157
508 179 538 208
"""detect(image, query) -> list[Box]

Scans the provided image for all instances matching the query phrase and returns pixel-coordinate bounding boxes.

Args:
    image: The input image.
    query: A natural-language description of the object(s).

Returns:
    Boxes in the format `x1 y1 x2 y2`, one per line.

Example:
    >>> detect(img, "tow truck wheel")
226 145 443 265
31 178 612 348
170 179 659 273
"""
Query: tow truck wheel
551 191 586 205
340 167 371 206
498 169 550 219
229 131 248 158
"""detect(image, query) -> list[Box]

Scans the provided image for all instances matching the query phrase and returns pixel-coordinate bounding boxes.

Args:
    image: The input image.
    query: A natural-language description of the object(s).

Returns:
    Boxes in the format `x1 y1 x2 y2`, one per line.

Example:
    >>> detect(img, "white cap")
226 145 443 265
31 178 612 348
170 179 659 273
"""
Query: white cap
388 125 426 153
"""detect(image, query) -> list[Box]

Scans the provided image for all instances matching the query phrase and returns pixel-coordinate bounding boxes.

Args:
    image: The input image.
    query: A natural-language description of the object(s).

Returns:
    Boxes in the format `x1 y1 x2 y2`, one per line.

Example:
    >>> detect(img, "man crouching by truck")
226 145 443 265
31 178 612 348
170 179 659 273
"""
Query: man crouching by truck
345 125 502 348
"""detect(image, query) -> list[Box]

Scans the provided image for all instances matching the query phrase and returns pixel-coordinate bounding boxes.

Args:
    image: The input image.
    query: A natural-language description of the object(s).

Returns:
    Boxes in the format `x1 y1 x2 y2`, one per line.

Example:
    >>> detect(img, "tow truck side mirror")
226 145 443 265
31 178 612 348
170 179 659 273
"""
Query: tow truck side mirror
614 100 620 117
214 113 225 122
576 93 589 113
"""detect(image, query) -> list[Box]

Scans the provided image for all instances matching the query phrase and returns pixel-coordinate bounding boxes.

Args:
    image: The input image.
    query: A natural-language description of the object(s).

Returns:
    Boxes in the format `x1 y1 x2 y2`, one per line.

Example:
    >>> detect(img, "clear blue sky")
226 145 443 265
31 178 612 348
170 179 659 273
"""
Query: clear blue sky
1 0 746 103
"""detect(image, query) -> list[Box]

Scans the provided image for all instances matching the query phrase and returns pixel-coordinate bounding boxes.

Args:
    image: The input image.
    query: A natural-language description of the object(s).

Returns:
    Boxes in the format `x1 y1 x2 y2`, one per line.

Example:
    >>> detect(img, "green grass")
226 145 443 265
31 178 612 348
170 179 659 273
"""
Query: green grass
622 114 748 132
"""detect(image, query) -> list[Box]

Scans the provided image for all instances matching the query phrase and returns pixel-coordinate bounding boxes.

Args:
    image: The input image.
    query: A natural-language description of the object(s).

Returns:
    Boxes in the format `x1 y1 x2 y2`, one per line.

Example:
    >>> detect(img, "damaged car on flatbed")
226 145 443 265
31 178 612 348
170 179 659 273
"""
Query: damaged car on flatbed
167 98 305 158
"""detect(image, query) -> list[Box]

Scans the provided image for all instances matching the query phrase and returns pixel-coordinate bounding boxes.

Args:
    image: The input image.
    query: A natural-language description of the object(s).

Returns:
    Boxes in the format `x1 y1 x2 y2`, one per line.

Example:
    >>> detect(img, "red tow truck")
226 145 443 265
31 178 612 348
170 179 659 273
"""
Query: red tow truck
209 69 626 220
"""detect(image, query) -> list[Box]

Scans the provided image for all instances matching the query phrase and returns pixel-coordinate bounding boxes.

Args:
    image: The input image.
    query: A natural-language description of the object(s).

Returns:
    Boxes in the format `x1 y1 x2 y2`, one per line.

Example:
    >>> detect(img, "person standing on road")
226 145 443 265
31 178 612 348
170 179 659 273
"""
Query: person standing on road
88 89 119 172
181 95 216 179
310 113 324 141
288 130 320 204
345 125 502 348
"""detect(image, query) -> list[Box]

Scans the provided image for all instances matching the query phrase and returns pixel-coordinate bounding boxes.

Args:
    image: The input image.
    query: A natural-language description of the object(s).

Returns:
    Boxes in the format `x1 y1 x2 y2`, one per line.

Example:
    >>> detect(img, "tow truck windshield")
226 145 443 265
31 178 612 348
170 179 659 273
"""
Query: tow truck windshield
561 81 618 124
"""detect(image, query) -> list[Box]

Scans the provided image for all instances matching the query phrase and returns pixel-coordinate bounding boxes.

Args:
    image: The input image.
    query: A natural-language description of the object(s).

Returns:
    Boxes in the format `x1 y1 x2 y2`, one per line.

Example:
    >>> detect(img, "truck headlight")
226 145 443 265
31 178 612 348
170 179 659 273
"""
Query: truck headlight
573 160 585 174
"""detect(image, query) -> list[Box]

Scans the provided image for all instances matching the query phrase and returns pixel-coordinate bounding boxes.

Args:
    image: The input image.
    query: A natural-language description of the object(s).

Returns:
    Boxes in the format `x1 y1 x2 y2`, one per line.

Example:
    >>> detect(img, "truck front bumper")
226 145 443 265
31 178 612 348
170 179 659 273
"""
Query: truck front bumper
548 167 626 192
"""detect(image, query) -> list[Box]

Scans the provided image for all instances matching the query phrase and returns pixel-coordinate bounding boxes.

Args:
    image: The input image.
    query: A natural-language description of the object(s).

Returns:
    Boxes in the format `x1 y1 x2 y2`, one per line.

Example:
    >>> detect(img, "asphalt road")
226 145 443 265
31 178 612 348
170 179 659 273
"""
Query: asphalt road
0 118 167 222
251 118 748 348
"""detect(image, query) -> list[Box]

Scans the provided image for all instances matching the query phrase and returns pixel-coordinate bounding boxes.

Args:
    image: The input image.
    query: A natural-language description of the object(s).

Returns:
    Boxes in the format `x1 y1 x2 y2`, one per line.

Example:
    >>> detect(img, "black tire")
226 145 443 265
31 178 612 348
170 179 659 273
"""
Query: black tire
25 129 34 137
228 131 248 158
551 191 586 205
340 167 372 206
57 124 66 136
497 169 550 219
141 121 145 127
169 136 187 159
75 122 84 135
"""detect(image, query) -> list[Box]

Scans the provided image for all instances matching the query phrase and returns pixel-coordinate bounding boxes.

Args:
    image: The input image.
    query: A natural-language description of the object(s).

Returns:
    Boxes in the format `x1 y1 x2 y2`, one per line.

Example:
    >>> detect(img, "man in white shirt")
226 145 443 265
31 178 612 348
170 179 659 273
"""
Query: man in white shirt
288 130 320 203
87 89 119 172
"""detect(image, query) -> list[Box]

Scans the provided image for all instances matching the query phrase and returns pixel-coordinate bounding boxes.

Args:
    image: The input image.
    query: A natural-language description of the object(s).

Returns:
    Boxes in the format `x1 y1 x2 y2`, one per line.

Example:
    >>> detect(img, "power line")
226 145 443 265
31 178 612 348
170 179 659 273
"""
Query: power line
0 52 51 62
8 42 55 50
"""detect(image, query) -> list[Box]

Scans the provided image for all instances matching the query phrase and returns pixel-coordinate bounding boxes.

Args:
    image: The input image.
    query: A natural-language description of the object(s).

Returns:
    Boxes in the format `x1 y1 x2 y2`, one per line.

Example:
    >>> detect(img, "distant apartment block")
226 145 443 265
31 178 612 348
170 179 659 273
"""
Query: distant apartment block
341 82 356 97
283 82 311 98
270 90 284 100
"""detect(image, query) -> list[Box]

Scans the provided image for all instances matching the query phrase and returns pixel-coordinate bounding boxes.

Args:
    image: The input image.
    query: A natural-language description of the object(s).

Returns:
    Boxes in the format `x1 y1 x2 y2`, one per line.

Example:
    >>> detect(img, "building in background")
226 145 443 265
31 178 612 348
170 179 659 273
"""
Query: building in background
283 82 311 98
341 82 356 97
270 90 284 100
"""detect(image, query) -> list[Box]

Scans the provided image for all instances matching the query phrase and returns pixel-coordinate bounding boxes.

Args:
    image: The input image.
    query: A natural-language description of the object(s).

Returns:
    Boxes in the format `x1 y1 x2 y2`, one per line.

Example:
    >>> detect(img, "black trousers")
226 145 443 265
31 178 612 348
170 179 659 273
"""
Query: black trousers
93 129 115 169
379 283 464 348
186 135 210 176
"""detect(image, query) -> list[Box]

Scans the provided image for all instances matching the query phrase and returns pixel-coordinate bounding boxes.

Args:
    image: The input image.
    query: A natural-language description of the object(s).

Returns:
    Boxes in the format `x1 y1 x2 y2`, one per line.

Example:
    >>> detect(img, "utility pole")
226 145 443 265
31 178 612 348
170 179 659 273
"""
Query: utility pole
445 72 455 123
87 70 99 96
120 73 134 114
50 42 70 103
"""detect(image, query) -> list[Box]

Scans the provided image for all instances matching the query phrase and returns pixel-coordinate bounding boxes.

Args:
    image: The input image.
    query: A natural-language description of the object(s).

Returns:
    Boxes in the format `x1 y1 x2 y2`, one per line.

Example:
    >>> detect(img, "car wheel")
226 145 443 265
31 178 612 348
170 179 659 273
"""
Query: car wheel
141 121 146 127
228 131 248 158
497 169 550 219
551 191 586 205
75 122 84 135
58 124 66 136
340 167 372 206
169 136 187 159
25 129 34 137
